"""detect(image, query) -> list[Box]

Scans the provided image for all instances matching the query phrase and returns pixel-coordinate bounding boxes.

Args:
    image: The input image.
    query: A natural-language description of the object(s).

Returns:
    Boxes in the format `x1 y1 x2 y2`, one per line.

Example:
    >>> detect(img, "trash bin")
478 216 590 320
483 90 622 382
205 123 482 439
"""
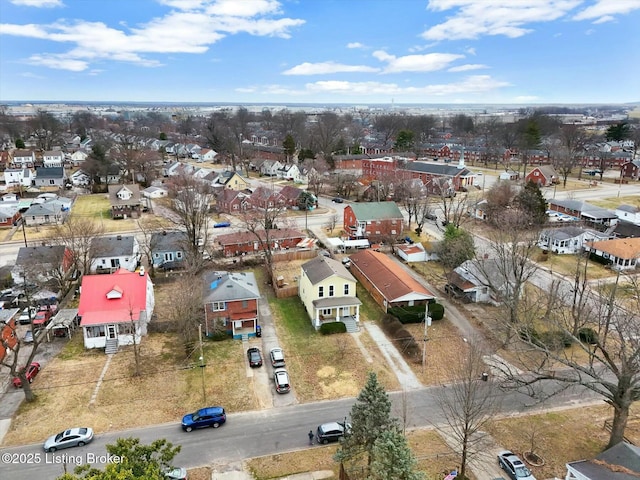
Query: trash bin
481 372 488 381
256 325 262 337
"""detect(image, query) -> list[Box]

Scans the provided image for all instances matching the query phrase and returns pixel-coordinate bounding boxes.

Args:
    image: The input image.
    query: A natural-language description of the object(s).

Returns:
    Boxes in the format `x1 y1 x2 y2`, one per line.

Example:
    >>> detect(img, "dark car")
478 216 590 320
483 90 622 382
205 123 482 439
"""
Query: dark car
316 421 351 444
332 197 344 203
247 347 263 368
181 406 226 432
213 222 231 228
13 362 40 388
425 213 437 221
497 450 536 480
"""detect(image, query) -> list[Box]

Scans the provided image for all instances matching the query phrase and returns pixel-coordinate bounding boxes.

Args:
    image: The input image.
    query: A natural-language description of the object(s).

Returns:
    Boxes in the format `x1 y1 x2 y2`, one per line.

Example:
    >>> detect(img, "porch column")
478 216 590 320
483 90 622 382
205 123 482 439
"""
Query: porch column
314 309 320 328
335 309 340 322
355 305 360 323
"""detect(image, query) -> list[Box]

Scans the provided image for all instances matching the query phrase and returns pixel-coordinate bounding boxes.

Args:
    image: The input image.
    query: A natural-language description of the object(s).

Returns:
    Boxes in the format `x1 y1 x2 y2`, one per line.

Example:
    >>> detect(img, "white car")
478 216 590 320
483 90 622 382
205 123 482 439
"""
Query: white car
44 427 94 452
274 368 290 394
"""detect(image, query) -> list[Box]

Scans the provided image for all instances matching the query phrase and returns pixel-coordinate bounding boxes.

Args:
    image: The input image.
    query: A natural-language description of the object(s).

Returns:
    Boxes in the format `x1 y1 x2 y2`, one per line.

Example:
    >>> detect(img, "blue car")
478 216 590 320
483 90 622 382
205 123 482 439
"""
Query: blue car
181 406 226 432
214 222 231 228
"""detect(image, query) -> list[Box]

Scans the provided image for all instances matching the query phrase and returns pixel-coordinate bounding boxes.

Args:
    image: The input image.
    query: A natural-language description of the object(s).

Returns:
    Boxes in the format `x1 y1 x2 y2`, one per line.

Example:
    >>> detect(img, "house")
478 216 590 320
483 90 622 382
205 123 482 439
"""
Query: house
108 184 142 219
11 149 36 166
213 171 250 191
142 186 168 199
298 255 361 330
259 160 283 177
349 249 435 312
279 185 303 208
343 201 404 241
548 199 618 229
22 196 72 226
525 166 559 187
69 150 88 166
446 259 520 304
499 169 520 181
620 159 640 180
468 199 489 221
151 230 187 270
584 237 640 270
78 269 155 351
248 186 285 210
100 164 121 184
565 441 640 480
203 270 260 339
399 158 476 192
0 203 21 227
610 220 640 239
615 205 640 226
394 242 438 262
538 226 610 254
12 245 74 287
70 169 90 186
4 168 34 188
215 229 306 257
42 150 64 168
277 163 303 182
0 310 19 363
199 148 218 162
34 167 66 188
90 235 141 273
216 189 250 214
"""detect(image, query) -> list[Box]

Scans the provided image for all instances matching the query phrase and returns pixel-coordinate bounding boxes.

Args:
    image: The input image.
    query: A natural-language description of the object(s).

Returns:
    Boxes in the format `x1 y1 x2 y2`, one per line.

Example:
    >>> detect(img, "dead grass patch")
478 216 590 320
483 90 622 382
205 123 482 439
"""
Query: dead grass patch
247 447 339 480
271 259 307 287
537 249 614 280
590 195 640 210
409 429 463 480
186 466 212 480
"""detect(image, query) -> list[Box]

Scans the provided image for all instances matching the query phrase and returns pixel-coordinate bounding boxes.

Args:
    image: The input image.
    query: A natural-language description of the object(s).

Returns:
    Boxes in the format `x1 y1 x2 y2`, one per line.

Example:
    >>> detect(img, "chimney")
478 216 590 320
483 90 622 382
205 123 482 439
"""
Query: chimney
116 235 122 240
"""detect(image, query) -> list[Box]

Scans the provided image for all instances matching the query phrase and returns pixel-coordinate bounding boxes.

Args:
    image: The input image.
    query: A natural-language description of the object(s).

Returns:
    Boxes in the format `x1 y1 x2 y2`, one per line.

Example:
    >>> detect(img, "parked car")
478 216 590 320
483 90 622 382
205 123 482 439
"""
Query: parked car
247 347 263 368
181 406 226 432
18 307 36 325
23 330 34 344
316 421 351 444
213 221 231 228
425 213 437 221
164 467 188 480
332 197 343 203
341 257 351 268
269 347 285 368
33 308 53 327
13 362 40 388
273 368 291 394
497 450 536 480
43 427 94 452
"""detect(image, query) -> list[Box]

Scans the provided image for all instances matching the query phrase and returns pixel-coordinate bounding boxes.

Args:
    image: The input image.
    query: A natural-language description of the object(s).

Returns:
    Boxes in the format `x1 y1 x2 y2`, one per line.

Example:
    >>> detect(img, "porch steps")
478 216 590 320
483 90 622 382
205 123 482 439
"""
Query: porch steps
105 338 119 355
342 317 359 333
241 333 249 342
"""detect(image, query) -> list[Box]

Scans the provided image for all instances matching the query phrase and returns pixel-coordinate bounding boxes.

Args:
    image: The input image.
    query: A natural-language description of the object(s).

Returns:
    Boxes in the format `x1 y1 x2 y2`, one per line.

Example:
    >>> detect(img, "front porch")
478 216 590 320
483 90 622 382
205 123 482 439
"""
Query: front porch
311 297 362 331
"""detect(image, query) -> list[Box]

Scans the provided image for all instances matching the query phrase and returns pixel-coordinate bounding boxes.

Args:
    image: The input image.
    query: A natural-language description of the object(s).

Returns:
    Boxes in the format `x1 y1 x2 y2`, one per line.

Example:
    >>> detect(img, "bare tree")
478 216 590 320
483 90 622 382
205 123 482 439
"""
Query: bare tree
162 277 204 358
326 213 339 233
432 179 469 229
52 216 105 277
241 203 288 271
304 157 330 198
435 338 501 480
29 110 63 150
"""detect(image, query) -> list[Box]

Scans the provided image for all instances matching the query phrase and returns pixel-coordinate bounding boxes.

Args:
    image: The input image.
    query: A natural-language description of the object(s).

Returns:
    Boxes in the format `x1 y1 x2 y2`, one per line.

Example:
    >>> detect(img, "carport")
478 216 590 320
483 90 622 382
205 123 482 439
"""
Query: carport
45 308 79 342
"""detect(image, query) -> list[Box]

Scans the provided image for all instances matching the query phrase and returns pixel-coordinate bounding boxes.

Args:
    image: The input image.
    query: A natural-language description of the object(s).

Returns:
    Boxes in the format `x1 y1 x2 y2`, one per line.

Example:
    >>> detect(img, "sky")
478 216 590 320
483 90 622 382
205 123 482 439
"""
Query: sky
0 0 639 105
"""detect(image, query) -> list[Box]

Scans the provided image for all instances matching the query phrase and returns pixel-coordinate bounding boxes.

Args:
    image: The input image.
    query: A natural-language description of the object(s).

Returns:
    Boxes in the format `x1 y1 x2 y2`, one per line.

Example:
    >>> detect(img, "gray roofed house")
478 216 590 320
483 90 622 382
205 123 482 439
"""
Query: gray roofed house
90 235 141 273
150 230 188 270
298 255 361 330
446 259 518 304
538 226 611 254
615 204 640 226
23 197 72 226
203 271 261 339
565 441 640 480
108 184 142 219
12 245 73 287
34 166 66 188
548 199 618 227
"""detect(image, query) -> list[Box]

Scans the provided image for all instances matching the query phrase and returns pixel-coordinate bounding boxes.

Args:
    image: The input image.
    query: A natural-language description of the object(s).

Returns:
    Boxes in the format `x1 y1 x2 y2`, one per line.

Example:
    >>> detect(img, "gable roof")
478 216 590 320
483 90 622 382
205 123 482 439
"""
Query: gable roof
567 442 640 480
92 235 136 257
78 269 150 326
202 270 260 303
532 165 559 179
279 185 303 201
35 166 65 179
549 199 617 220
349 249 435 302
151 230 187 251
611 220 640 239
16 245 67 267
215 228 305 245
541 226 608 242
348 201 403 221
586 237 640 260
301 255 356 285
403 161 473 177
108 184 141 206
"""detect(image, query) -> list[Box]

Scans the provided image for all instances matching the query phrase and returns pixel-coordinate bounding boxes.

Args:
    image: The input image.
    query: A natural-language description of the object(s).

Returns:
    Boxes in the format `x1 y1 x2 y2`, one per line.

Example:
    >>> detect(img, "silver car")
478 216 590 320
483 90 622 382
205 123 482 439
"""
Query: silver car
44 427 94 452
269 347 285 368
497 450 536 480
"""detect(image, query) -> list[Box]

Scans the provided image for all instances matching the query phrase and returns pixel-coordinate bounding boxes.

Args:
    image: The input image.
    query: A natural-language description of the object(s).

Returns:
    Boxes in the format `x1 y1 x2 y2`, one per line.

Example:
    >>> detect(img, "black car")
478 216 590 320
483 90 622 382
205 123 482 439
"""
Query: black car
316 421 351 444
332 197 344 203
247 347 263 367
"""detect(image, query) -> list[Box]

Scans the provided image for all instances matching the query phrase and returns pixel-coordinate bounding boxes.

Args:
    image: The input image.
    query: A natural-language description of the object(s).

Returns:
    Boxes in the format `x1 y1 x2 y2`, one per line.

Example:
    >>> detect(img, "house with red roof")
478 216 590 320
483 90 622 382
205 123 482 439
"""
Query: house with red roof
78 269 155 352
348 249 435 312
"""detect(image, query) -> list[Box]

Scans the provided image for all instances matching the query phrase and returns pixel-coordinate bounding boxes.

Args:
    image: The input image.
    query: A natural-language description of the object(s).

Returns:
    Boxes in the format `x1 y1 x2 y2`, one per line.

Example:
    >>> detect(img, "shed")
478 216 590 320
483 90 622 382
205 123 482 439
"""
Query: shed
45 308 79 341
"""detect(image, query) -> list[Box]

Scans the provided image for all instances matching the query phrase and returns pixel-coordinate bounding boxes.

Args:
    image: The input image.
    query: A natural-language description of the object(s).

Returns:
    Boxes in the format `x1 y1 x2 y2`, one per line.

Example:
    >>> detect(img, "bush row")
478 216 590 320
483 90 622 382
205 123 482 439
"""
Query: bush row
381 314 421 362
320 322 347 335
387 302 445 324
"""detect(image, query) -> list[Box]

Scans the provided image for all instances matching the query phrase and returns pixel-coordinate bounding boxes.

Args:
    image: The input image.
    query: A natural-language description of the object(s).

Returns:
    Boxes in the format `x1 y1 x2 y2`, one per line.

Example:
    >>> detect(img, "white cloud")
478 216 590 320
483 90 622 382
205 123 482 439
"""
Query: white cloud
11 0 63 7
372 51 464 73
347 42 365 49
465 47 476 55
283 62 379 75
422 0 582 40
20 72 45 79
573 0 640 22
448 63 487 72
0 0 305 70
592 15 615 24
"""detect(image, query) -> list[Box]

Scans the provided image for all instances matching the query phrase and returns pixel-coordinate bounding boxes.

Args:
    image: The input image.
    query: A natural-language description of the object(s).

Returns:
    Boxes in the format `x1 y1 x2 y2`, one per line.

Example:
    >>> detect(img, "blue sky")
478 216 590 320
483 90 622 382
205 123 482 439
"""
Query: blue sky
1 0 639 104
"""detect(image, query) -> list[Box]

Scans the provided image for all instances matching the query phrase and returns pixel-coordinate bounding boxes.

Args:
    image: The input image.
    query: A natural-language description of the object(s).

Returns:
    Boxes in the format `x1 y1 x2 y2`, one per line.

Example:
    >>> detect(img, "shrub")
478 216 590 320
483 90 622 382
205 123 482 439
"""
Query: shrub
428 302 445 321
538 331 572 350
381 314 404 335
578 327 599 345
319 322 347 335
388 306 426 324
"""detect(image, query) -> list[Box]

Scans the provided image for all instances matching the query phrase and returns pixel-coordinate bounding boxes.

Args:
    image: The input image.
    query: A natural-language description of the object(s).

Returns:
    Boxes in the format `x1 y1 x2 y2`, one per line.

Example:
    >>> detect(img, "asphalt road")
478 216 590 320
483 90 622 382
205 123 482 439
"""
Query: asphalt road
0 380 600 479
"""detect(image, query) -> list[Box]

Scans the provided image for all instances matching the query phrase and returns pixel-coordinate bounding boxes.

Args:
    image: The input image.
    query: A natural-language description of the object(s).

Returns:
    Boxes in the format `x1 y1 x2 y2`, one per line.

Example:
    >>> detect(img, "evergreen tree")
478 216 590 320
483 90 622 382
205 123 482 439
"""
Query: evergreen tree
283 134 296 161
368 429 424 480
515 181 548 226
15 138 25 149
605 122 630 141
336 372 397 472
436 225 475 270
394 130 415 151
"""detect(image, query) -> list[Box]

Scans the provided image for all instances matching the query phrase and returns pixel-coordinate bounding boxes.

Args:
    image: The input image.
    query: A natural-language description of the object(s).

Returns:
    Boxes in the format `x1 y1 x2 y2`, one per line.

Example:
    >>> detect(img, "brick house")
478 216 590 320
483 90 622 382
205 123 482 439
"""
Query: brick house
203 270 260 339
216 189 250 214
215 229 305 257
343 201 404 241
620 160 640 180
525 166 559 187
278 185 303 208
0 310 19 363
248 186 285 210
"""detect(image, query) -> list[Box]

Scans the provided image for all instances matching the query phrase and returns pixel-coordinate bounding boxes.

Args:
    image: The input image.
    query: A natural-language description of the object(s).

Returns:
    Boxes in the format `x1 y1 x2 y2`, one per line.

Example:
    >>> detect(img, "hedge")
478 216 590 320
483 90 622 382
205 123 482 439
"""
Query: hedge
319 322 347 335
387 302 445 324
428 303 445 321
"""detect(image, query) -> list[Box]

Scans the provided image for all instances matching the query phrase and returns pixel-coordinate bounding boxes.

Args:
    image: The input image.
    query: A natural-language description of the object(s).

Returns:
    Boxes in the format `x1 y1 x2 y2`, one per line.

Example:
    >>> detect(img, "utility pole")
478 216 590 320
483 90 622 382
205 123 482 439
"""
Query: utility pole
199 324 206 404
422 309 432 375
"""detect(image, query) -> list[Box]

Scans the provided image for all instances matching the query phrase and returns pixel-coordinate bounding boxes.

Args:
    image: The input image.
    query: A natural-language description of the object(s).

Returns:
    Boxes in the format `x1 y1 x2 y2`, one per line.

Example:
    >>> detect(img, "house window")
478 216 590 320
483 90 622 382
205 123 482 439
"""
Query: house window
329 285 334 297
164 252 174 262
211 302 225 311
321 308 332 316
344 284 349 295
176 252 183 259
110 259 120 268
318 286 324 298
242 300 248 308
